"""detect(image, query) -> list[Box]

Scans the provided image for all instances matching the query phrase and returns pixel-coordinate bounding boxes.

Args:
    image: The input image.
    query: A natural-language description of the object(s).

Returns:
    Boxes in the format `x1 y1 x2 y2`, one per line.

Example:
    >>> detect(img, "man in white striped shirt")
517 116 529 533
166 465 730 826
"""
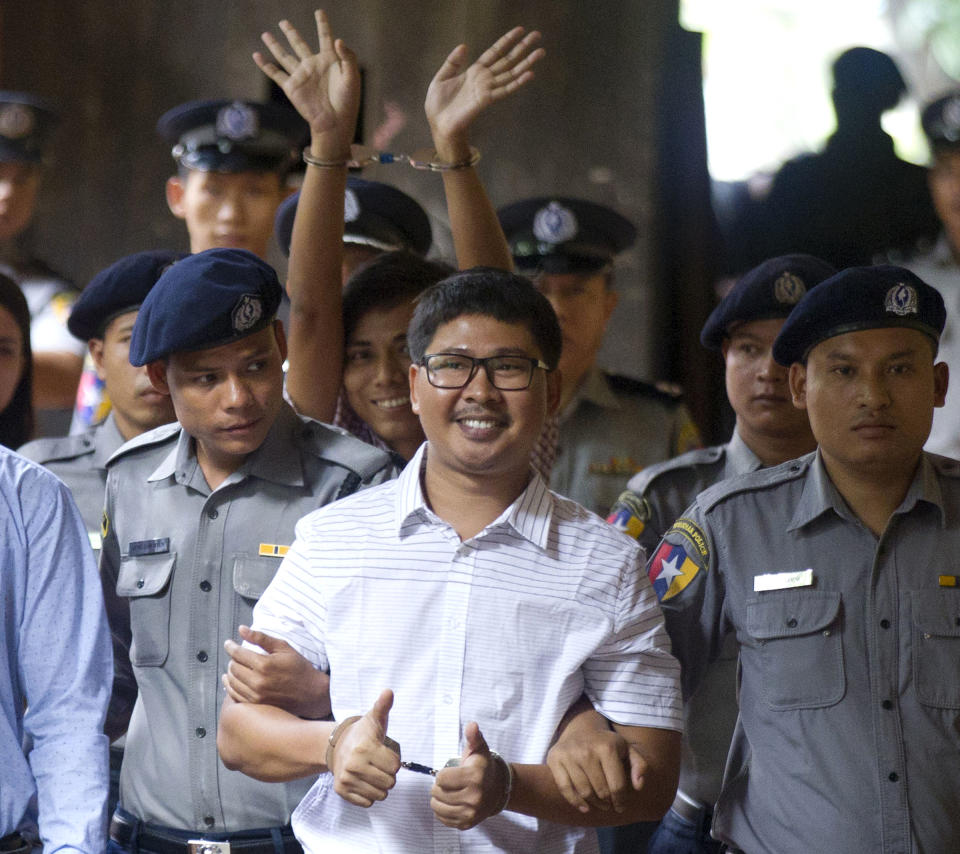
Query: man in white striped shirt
219 267 683 853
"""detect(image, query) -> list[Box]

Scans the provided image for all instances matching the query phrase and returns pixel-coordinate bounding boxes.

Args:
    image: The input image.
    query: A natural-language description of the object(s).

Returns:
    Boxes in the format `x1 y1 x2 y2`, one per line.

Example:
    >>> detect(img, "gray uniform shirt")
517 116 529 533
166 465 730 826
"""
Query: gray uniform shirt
654 450 960 853
616 430 761 807
100 404 393 831
550 366 702 517
19 413 128 557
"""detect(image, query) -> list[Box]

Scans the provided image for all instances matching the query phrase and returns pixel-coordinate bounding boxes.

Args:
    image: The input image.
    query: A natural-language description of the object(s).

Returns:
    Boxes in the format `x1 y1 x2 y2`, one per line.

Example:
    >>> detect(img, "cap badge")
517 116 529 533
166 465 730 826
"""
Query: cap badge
884 283 919 316
533 201 578 245
773 272 806 305
232 294 263 332
0 103 35 140
216 102 258 141
343 188 360 223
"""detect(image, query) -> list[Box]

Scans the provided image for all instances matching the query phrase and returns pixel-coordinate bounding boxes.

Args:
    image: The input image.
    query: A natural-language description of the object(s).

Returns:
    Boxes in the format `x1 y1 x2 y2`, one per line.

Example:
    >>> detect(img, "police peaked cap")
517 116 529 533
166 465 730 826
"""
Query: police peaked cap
129 248 282 365
0 91 59 163
772 265 946 365
700 254 837 351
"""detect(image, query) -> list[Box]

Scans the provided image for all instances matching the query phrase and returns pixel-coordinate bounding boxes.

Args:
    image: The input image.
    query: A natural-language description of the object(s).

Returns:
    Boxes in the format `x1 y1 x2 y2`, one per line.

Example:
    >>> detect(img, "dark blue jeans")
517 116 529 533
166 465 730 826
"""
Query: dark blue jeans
646 806 722 854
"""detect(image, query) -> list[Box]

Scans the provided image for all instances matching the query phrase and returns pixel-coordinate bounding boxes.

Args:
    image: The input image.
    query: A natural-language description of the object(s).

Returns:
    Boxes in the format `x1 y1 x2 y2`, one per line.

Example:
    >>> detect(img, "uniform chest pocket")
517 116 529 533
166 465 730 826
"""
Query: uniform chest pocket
746 590 844 710
232 555 284 637
117 553 176 667
912 589 960 709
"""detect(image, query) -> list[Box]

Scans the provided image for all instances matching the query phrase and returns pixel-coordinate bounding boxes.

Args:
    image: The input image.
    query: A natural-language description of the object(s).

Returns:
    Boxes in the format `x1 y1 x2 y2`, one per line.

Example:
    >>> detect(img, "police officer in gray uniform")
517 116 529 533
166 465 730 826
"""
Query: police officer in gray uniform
603 254 832 853
100 248 393 853
19 250 180 555
498 197 702 516
649 265 959 852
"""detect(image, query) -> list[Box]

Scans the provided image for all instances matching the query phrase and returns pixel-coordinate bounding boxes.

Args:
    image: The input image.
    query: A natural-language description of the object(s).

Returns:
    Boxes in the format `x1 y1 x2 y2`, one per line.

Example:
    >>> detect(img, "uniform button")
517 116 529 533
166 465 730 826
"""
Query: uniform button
789 464 800 472
199 580 212 592
207 508 219 519
882 699 893 710
204 816 215 827
443 693 453 704
136 579 145 589
786 618 798 628
196 727 206 738
197 650 208 663
880 619 891 629
888 771 898 782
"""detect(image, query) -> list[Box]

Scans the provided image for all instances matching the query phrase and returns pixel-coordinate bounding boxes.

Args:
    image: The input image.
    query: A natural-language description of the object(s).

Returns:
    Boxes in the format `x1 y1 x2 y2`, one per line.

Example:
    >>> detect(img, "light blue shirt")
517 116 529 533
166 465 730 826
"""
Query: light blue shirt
0 447 111 853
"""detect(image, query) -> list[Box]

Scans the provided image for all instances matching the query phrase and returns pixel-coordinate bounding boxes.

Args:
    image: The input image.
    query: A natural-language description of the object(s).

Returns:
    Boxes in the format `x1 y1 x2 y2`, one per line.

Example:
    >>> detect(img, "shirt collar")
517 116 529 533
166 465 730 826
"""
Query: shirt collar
92 413 129 468
787 449 946 531
723 429 764 480
560 365 617 421
395 442 554 549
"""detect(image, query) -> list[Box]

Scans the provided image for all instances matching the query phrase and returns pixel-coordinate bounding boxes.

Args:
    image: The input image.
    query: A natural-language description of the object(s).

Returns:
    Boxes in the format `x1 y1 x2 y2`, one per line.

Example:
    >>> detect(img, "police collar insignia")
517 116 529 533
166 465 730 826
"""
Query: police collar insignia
344 187 360 223
216 101 258 141
773 272 806 305
533 201 578 245
232 294 263 332
884 283 918 316
0 103 35 139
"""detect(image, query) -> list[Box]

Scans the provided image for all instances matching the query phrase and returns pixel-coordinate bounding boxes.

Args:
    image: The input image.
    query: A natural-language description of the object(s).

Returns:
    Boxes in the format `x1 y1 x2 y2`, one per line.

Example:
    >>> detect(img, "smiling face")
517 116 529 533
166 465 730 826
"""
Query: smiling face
146 322 286 481
723 317 813 447
343 301 423 460
789 326 948 483
409 313 560 487
90 310 176 441
166 170 287 259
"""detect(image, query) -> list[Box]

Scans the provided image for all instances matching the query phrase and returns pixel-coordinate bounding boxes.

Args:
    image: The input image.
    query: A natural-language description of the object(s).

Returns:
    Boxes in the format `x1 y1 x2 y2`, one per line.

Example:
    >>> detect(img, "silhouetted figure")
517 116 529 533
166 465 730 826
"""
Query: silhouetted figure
728 47 940 271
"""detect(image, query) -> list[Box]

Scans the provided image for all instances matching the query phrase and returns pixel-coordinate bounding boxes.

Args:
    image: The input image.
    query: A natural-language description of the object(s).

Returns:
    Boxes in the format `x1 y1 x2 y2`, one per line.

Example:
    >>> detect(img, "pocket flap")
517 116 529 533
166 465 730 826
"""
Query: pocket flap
746 590 841 640
117 553 176 597
233 554 283 599
912 589 960 638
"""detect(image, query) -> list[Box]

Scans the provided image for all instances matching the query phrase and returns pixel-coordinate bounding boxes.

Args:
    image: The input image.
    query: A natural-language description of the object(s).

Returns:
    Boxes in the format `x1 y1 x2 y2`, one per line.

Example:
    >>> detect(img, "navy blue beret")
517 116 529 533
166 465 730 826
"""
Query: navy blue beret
700 254 836 351
0 92 58 163
68 250 185 340
772 265 946 366
129 248 282 365
922 91 960 150
274 176 432 258
497 196 637 274
157 99 306 173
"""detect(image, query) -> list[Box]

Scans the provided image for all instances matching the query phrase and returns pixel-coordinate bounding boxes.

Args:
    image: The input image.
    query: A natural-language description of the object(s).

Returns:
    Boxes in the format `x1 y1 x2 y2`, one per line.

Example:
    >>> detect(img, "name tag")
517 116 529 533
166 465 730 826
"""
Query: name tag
88 531 102 550
258 543 290 558
754 568 814 592
128 537 170 557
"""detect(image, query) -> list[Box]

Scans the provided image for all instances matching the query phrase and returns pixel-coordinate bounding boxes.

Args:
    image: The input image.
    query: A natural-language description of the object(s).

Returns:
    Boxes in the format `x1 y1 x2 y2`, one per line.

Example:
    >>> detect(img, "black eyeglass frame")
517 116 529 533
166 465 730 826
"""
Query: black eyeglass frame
420 352 552 390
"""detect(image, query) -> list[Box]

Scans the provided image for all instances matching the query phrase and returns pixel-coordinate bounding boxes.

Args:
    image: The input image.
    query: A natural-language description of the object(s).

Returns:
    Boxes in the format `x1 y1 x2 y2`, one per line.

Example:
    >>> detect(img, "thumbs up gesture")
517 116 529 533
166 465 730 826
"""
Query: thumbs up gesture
431 721 512 830
329 689 402 807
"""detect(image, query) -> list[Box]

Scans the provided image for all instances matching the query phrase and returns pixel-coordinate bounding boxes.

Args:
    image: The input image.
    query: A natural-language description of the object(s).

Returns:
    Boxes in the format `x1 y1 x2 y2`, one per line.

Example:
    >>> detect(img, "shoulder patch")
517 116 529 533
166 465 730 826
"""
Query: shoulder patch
648 517 709 601
607 490 652 540
101 509 109 540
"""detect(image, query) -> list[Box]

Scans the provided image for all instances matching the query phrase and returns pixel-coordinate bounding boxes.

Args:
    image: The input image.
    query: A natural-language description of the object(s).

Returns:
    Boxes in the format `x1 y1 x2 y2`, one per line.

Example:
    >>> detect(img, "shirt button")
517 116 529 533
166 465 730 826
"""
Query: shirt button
443 693 453 705
196 727 206 738
199 580 212 592
207 508 219 519
888 771 899 782
880 619 891 629
786 618 798 628
197 650 208 663
204 816 215 827
882 699 893 710
136 579 145 589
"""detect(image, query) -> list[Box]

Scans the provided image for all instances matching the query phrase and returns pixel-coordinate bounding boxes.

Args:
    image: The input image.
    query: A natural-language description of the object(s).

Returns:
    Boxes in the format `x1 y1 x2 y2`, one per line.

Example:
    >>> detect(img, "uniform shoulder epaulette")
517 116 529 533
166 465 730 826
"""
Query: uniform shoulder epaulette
606 373 684 405
628 444 725 495
299 417 392 481
18 431 97 465
697 453 813 513
105 421 181 466
929 453 960 478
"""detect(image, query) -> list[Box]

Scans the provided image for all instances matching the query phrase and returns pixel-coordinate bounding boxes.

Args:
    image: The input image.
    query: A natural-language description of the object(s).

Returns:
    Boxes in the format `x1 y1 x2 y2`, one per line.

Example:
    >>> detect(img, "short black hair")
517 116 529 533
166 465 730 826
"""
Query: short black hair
343 250 454 342
407 266 562 369
0 273 33 448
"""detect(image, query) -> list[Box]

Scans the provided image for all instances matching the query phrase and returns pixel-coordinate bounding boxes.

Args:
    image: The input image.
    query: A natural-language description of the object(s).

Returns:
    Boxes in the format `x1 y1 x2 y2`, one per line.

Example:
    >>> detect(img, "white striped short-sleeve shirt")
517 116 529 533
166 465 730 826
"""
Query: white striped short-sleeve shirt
252 443 682 854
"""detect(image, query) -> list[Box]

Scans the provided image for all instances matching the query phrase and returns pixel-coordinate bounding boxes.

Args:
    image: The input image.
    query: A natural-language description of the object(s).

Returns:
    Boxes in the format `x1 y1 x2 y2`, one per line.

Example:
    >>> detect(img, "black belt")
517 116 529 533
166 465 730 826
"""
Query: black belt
109 812 301 854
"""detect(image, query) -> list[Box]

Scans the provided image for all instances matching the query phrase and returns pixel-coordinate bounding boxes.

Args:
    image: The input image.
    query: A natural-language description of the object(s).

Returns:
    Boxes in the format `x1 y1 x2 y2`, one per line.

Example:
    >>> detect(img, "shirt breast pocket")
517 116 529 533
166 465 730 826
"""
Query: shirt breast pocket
232 555 283 633
912 589 960 709
746 590 845 710
117 553 176 667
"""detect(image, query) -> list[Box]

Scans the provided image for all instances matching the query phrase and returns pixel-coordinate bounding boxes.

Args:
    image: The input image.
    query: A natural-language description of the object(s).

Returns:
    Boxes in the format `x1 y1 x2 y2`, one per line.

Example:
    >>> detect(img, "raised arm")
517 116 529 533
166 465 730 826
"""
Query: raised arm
425 26 544 270
254 9 359 421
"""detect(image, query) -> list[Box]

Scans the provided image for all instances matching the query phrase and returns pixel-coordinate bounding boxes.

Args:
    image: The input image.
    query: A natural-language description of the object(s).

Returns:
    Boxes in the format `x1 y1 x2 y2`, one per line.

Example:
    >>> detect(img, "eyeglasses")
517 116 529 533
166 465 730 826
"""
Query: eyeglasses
421 353 550 390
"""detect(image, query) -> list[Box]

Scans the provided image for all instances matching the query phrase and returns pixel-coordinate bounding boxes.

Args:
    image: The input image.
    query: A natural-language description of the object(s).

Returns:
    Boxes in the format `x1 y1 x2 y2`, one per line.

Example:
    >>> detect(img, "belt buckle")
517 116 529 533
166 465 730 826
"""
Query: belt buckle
187 842 231 854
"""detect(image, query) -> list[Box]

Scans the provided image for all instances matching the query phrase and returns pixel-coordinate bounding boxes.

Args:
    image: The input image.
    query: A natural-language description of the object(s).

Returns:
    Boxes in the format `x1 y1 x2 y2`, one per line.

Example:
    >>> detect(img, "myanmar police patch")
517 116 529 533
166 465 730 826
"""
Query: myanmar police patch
607 491 651 541
647 517 709 601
